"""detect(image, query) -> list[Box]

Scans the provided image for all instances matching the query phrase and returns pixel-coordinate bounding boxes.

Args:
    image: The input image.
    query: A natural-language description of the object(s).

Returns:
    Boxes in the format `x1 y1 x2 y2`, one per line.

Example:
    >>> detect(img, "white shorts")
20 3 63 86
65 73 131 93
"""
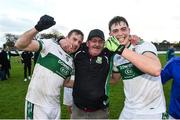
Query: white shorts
119 110 167 120
25 100 60 120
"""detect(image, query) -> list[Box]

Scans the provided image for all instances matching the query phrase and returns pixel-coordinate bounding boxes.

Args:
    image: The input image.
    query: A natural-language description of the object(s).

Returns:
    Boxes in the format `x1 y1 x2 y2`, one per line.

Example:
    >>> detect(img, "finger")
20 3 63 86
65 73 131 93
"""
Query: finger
53 21 56 25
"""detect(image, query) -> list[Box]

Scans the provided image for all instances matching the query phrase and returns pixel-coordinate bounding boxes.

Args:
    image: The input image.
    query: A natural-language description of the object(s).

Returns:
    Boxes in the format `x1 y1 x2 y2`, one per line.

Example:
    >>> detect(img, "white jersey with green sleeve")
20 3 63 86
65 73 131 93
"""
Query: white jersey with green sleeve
26 39 74 107
113 41 166 114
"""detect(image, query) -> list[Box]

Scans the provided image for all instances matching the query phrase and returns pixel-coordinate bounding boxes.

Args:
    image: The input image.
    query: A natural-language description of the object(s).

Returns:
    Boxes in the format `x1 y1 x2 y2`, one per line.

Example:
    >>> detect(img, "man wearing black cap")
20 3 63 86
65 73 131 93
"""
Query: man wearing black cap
69 29 114 119
63 28 142 119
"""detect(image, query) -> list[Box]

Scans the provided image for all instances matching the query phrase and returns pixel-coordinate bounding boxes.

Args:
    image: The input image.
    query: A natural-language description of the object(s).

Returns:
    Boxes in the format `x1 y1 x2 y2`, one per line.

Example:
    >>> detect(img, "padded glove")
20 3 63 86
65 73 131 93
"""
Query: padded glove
35 15 56 32
104 36 125 54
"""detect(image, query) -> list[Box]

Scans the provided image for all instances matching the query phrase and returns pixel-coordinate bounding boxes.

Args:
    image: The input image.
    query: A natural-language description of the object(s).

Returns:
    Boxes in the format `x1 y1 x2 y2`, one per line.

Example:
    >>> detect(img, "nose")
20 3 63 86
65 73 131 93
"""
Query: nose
95 41 102 46
116 31 126 40
118 31 125 37
73 41 81 48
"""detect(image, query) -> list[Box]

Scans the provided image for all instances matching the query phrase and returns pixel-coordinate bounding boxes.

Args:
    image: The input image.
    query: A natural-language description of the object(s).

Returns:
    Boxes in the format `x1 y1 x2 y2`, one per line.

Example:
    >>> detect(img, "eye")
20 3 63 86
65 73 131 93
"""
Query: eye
112 29 118 33
121 27 127 32
90 39 97 43
78 40 82 45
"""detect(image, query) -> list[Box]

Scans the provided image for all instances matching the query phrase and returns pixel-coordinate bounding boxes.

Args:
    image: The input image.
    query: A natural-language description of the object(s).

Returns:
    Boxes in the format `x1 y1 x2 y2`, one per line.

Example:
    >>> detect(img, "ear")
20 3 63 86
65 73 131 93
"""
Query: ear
128 28 130 33
109 32 112 36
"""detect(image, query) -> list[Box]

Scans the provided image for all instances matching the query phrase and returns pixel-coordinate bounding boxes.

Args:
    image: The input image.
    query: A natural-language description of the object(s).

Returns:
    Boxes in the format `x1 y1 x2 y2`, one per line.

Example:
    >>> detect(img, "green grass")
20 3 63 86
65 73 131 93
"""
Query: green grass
0 54 179 119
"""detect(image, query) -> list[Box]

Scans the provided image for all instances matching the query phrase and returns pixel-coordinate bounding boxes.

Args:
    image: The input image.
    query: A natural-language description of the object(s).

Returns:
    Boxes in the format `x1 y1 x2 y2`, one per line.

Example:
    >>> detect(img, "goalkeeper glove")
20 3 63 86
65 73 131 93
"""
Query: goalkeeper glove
35 15 56 32
104 36 125 54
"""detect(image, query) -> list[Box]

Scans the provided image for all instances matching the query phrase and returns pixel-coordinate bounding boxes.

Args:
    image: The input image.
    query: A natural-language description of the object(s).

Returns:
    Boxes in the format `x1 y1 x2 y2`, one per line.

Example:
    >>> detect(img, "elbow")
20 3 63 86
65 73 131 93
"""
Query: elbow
153 70 161 77
15 39 27 50
14 42 23 50
110 78 120 85
151 66 161 77
14 43 20 50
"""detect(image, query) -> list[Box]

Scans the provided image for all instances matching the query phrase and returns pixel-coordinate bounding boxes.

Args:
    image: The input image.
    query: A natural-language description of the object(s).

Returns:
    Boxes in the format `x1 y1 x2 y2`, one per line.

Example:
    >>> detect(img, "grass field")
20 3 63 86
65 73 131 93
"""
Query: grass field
0 54 179 119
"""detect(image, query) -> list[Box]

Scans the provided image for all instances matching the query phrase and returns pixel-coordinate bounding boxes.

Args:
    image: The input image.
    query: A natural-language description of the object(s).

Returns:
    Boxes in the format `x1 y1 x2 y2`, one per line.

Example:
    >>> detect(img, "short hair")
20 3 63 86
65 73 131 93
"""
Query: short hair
56 36 65 43
108 16 129 31
67 29 84 40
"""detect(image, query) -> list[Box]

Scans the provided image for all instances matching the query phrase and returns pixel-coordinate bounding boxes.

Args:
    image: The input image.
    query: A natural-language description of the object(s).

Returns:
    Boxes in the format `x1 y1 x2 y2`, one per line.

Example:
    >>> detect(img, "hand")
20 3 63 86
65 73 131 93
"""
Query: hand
129 35 143 45
35 15 56 32
104 36 125 54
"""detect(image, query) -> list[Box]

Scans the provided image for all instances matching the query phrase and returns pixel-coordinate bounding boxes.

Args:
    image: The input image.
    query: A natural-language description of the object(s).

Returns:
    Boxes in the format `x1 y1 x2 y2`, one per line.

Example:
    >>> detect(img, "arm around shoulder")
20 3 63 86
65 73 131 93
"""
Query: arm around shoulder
110 72 121 85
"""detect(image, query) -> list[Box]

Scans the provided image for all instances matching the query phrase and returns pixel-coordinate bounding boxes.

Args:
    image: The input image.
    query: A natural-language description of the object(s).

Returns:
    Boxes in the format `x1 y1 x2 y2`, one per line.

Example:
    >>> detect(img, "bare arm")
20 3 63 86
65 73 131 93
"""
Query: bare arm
15 28 40 52
15 15 56 52
121 48 161 76
105 36 161 76
110 72 121 85
63 79 74 88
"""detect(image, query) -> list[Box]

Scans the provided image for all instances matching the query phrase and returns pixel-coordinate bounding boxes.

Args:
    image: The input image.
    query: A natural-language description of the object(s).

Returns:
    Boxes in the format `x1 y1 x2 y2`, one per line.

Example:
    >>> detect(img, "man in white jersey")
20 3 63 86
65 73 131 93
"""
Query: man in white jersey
107 16 166 119
15 15 84 119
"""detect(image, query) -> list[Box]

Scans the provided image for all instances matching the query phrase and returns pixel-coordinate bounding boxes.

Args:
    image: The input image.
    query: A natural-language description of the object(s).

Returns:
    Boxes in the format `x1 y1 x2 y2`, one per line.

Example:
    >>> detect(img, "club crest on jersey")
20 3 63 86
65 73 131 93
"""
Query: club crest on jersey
96 57 102 64
58 50 62 56
65 55 71 62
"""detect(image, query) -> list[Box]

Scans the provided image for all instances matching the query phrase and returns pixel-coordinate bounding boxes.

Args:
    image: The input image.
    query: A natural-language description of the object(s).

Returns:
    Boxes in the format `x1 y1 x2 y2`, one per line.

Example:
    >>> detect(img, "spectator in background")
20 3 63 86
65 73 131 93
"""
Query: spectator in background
0 44 9 80
0 44 19 79
166 45 175 62
0 64 3 80
33 51 40 66
21 51 33 81
161 57 180 119
0 50 6 80
7 47 20 77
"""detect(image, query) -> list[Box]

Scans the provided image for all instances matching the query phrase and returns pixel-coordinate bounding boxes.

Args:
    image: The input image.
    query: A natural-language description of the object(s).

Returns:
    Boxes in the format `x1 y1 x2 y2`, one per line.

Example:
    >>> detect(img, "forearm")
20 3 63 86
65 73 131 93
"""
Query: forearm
122 48 161 76
63 80 74 88
110 73 121 85
15 28 38 50
110 78 120 85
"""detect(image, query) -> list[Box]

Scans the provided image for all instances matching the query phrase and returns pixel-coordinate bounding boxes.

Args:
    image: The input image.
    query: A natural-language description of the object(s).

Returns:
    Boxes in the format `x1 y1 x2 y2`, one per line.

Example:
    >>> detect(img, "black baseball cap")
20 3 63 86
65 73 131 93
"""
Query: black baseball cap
87 29 105 41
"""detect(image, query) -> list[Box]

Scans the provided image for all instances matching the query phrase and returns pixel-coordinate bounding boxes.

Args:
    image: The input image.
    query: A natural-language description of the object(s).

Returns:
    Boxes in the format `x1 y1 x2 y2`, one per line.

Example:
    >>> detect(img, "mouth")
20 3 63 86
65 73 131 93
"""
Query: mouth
117 35 126 42
70 46 78 52
93 47 101 50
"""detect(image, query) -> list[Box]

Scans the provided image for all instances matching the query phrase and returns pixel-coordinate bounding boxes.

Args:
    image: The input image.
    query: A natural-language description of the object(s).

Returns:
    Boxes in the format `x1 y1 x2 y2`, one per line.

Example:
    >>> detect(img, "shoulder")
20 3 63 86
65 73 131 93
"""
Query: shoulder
74 43 87 58
102 48 114 56
80 43 87 50
171 57 180 63
137 41 156 48
135 41 157 55
164 57 180 68
39 39 55 46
